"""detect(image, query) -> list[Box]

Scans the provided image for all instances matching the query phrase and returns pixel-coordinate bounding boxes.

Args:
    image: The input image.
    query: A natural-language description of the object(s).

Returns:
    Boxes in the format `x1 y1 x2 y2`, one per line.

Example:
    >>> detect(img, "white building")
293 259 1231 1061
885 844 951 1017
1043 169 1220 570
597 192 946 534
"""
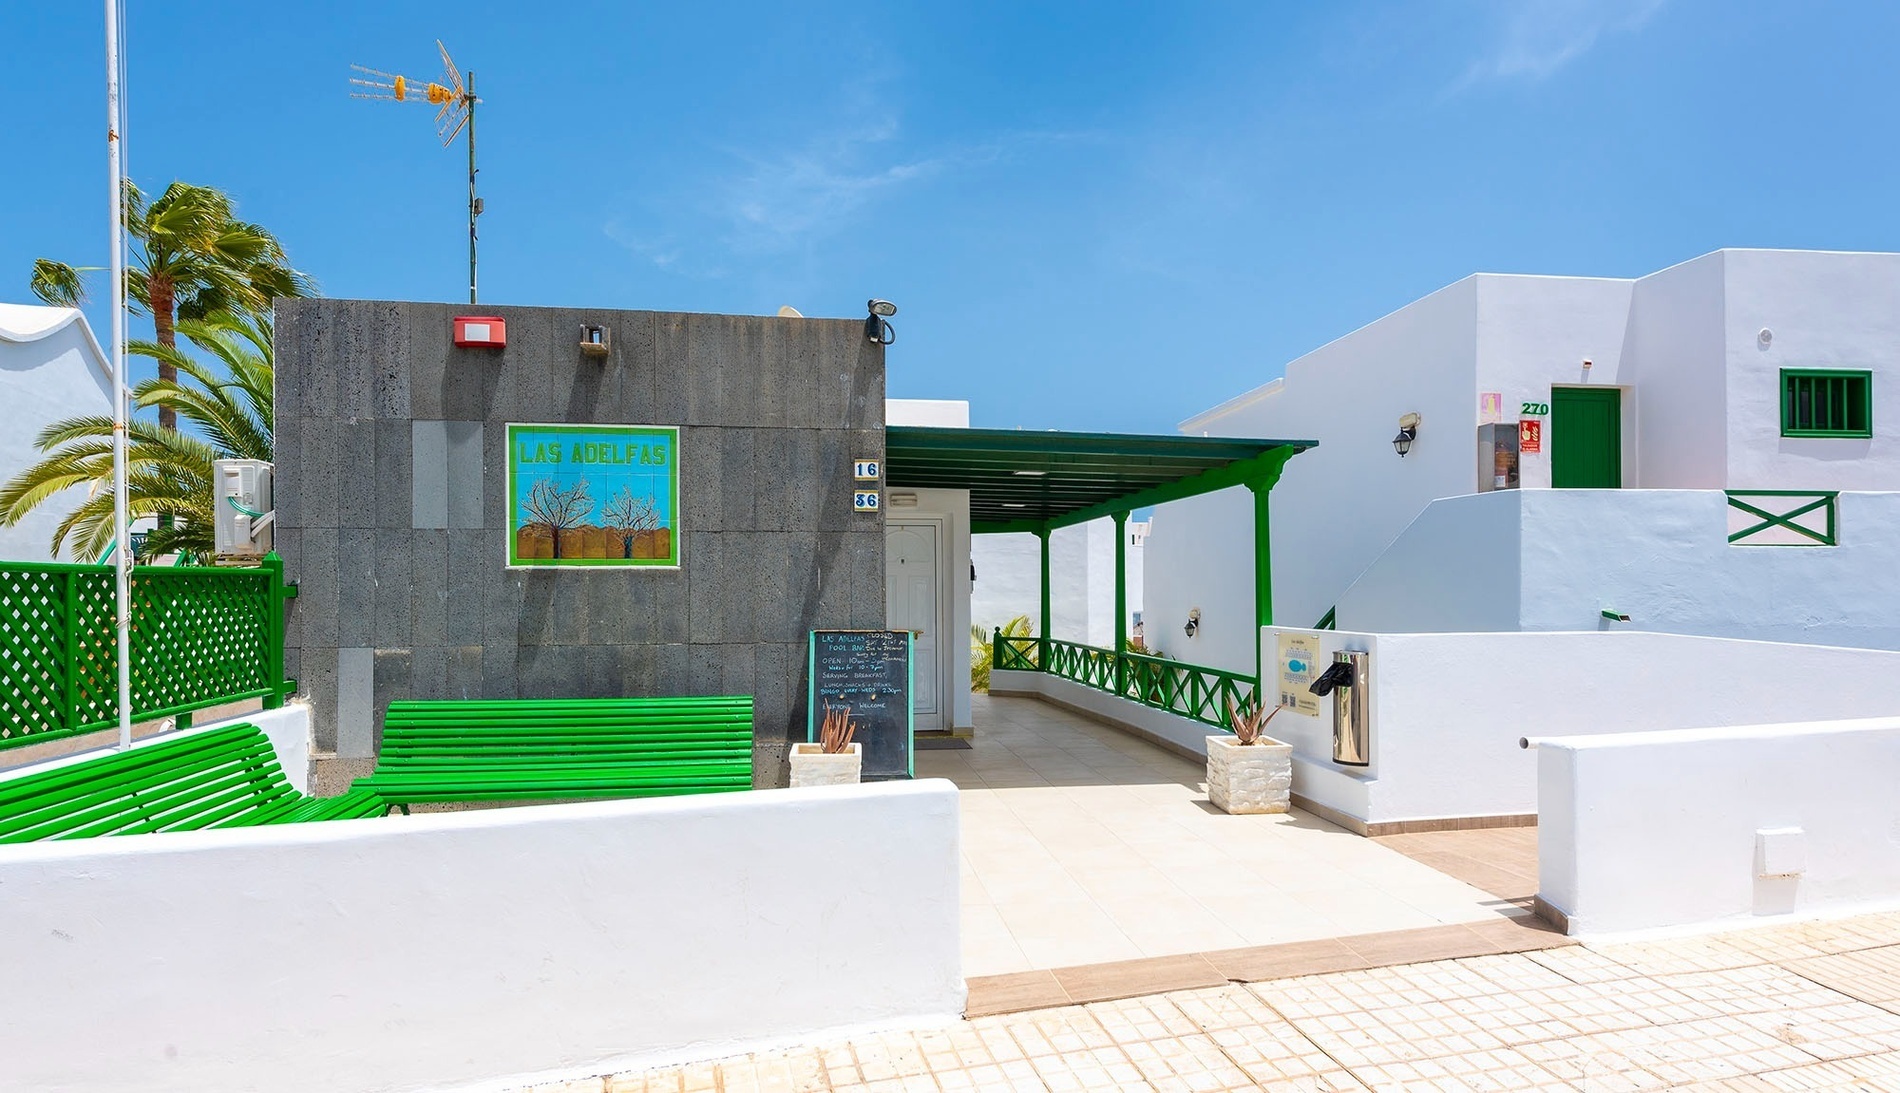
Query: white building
0 304 112 562
971 520 1145 649
1146 249 1900 668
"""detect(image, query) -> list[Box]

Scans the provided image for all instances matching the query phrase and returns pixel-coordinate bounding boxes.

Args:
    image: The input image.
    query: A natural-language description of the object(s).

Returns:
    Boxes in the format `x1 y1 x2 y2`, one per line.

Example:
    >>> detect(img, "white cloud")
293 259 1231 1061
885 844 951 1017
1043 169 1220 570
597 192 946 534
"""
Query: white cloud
1459 0 1665 86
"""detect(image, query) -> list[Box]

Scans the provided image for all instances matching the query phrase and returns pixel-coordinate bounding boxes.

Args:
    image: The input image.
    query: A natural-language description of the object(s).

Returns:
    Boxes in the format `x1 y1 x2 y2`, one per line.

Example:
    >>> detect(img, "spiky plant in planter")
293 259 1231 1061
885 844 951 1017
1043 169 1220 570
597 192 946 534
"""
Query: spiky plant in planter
1206 692 1293 814
818 703 858 754
790 703 864 787
1225 694 1281 745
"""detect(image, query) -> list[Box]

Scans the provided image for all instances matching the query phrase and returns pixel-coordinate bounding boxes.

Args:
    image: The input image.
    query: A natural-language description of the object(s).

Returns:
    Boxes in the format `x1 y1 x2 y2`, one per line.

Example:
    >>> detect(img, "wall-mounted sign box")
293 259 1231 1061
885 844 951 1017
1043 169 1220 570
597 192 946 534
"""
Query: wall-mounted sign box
505 422 681 568
853 490 881 512
809 629 914 778
453 316 508 348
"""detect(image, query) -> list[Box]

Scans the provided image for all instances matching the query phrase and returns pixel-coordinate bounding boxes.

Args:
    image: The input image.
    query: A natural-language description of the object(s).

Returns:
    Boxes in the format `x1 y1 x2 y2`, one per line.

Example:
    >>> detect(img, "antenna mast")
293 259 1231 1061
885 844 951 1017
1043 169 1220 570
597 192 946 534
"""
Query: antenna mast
350 42 483 303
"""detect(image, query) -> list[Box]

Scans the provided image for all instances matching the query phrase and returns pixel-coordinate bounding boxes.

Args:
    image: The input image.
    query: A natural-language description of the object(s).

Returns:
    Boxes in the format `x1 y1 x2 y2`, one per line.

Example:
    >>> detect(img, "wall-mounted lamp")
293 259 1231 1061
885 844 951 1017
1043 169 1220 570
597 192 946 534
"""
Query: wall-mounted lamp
866 299 897 345
1183 608 1201 638
580 324 611 358
1392 412 1421 458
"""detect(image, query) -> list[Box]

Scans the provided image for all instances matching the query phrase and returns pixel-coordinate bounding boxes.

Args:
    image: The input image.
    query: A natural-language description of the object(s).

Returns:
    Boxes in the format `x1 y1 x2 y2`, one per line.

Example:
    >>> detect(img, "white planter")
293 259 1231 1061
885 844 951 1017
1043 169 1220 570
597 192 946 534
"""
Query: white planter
1205 734 1292 815
789 742 863 787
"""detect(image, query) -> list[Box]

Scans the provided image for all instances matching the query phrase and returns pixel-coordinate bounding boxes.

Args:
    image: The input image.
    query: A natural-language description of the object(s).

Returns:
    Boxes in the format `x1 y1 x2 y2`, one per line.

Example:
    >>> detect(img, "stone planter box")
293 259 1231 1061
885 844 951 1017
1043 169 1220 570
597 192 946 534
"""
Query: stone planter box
1206 735 1292 815
789 742 862 787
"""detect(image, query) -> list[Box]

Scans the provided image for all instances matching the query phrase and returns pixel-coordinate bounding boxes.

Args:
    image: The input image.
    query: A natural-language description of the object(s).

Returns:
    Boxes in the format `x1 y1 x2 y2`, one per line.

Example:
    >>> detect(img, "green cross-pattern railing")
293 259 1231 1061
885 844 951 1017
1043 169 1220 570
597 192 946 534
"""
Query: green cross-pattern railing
0 554 296 751
1726 491 1838 546
992 633 1255 731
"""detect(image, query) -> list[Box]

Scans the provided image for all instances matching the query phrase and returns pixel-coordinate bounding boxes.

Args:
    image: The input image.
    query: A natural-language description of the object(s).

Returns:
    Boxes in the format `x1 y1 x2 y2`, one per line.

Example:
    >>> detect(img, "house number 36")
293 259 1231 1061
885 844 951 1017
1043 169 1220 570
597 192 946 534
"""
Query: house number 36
1521 402 1550 416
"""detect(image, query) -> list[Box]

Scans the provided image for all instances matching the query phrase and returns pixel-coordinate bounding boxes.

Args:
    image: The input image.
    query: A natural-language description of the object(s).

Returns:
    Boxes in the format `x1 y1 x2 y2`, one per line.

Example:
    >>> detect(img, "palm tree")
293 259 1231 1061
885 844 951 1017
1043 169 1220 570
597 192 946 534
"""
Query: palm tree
0 312 274 562
29 180 310 432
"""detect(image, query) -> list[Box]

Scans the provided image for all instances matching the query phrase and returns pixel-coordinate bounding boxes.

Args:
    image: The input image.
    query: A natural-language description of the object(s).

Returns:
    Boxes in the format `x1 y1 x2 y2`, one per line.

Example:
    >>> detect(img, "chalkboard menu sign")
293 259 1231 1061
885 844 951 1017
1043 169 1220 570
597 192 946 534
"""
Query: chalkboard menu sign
808 630 914 778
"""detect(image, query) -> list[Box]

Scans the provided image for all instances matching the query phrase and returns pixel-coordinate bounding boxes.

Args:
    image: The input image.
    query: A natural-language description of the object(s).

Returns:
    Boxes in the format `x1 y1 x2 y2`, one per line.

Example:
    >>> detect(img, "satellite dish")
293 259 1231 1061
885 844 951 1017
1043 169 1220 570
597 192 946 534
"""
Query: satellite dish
777 306 804 318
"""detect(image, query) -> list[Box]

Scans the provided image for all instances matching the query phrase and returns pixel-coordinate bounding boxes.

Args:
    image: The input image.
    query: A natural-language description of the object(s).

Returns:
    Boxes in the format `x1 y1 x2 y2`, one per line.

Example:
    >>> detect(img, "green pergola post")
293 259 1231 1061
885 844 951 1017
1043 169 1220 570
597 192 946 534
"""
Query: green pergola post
1244 450 1294 695
1113 511 1128 692
1037 525 1052 663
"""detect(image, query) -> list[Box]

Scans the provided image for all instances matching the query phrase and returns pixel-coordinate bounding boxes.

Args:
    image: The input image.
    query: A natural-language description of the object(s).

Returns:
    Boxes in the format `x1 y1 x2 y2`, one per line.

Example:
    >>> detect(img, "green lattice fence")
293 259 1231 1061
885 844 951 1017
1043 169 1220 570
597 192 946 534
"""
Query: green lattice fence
0 555 293 751
998 634 1256 732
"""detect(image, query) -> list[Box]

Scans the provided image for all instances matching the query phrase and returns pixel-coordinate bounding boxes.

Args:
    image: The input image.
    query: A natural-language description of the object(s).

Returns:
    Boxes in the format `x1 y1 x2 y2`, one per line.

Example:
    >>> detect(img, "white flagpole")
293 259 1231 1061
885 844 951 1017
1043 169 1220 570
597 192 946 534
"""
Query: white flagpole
107 0 132 750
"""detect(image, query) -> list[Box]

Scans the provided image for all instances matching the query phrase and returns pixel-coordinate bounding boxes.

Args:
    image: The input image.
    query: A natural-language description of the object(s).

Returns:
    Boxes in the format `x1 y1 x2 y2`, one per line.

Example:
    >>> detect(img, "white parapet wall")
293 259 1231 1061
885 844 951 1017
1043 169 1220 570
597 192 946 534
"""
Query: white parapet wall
1537 717 1900 935
1259 626 1900 830
0 780 964 1093
0 702 312 795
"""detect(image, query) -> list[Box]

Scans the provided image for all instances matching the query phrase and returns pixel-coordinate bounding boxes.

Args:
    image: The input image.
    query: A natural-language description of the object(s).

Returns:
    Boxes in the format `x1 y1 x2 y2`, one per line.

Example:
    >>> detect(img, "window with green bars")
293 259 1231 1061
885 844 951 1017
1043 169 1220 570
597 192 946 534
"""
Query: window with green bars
1781 369 1872 438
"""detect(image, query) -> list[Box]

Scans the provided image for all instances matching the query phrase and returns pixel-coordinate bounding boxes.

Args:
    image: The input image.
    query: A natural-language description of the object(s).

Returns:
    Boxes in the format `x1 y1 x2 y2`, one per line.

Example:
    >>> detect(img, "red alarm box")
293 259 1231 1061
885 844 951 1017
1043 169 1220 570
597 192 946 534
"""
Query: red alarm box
452 316 507 348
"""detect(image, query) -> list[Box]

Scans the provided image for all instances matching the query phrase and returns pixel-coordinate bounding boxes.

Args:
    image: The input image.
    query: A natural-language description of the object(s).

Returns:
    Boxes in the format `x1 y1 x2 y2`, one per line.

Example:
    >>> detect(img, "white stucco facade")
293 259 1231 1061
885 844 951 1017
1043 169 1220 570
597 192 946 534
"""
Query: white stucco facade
1259 625 1900 830
1146 250 1900 653
0 780 964 1093
1538 717 1900 935
970 518 1144 649
0 304 112 562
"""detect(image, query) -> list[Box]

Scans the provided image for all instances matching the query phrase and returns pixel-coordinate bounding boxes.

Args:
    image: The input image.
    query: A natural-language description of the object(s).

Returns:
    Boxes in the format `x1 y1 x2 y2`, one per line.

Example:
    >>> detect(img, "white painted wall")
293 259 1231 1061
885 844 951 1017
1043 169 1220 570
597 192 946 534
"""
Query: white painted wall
1474 274 1636 491
0 780 964 1093
1148 279 1477 668
1539 717 1900 935
1261 626 1900 827
1150 251 1900 665
0 304 112 562
971 518 1143 653
0 703 313 796
1723 249 1900 490
1141 488 1258 673
1629 253 1728 488
885 399 970 428
1335 488 1900 649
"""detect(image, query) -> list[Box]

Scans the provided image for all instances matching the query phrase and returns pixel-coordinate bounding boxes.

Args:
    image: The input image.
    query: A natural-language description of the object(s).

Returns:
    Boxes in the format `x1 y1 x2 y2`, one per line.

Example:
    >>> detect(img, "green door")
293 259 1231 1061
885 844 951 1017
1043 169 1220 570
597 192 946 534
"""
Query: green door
1551 387 1621 488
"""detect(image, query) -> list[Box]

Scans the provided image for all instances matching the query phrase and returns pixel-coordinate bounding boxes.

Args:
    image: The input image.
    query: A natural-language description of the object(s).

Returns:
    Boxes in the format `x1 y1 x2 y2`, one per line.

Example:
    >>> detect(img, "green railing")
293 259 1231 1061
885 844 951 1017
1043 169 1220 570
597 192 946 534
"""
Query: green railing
1726 491 1838 546
992 632 1255 731
0 554 296 752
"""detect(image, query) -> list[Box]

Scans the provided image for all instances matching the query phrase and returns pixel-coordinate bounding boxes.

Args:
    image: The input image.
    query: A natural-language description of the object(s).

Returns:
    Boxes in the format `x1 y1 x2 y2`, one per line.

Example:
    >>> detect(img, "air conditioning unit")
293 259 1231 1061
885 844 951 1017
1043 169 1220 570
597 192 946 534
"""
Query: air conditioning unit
213 459 274 562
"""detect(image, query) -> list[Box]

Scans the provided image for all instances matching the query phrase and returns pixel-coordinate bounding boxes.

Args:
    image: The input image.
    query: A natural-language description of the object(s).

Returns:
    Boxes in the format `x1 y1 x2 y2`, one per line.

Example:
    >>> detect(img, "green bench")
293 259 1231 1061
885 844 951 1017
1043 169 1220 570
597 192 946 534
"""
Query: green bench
0 723 388 844
353 696 755 806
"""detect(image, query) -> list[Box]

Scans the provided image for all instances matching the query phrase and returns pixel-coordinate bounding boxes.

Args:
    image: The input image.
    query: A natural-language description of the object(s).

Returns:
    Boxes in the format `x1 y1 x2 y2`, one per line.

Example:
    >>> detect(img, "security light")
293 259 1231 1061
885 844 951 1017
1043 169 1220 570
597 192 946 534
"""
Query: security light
865 299 897 345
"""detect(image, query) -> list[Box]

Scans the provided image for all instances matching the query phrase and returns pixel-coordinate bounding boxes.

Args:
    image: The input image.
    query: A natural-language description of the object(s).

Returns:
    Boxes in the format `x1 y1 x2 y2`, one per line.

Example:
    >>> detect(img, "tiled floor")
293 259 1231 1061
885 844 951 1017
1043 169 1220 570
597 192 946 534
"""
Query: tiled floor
919 694 1527 978
532 909 1900 1092
1373 828 1542 906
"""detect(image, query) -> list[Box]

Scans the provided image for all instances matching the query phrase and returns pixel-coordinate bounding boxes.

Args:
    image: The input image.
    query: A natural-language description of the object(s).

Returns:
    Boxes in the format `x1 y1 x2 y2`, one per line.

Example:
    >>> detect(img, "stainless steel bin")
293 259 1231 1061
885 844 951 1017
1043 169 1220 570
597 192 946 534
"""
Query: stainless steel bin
1331 650 1370 766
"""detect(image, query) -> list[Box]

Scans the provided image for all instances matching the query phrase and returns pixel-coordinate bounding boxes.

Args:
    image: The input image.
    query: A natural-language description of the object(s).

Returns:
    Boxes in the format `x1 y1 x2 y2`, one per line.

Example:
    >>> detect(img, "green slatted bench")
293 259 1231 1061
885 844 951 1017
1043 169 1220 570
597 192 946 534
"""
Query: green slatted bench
353 696 755 807
0 723 389 844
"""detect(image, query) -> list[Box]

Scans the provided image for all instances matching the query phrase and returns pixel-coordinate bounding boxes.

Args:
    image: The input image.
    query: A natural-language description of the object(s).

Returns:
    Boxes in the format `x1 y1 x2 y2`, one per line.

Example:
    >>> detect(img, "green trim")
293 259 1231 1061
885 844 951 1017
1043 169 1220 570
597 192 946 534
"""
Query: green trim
1112 511 1128 690
888 425 1312 530
504 422 682 568
1315 607 1336 631
1780 369 1872 438
1727 491 1838 546
998 636 1256 732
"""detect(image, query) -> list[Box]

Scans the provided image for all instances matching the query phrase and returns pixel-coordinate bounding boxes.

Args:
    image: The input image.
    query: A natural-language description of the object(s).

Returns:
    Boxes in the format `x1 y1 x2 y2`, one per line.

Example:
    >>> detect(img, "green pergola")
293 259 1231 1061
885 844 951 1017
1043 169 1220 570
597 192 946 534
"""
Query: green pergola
884 426 1316 680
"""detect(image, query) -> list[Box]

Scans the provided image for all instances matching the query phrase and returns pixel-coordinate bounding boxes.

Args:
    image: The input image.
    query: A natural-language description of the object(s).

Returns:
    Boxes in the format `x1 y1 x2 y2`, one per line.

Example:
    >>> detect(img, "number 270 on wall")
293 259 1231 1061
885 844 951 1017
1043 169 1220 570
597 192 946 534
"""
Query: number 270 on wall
1521 401 1550 416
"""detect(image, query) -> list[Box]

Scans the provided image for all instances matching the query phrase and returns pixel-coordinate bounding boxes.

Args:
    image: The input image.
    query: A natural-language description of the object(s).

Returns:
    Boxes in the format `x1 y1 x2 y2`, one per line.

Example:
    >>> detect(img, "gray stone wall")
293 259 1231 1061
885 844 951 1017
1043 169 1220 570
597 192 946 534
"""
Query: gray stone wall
273 299 886 785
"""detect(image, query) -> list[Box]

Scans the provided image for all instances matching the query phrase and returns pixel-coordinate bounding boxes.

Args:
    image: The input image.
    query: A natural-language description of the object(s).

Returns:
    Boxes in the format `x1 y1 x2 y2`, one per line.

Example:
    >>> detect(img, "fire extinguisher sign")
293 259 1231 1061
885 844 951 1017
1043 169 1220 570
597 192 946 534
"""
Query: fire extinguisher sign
1519 418 1543 454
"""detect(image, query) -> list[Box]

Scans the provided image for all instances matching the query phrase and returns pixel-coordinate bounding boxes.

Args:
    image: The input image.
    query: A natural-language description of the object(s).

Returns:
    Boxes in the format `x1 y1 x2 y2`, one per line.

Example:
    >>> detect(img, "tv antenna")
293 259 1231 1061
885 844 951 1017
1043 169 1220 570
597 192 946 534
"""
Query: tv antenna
351 41 484 303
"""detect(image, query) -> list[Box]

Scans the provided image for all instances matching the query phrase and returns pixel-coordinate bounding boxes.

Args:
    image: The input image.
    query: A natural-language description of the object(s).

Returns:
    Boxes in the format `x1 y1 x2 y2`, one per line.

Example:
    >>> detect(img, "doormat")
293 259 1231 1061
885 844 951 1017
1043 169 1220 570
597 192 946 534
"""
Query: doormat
915 737 973 751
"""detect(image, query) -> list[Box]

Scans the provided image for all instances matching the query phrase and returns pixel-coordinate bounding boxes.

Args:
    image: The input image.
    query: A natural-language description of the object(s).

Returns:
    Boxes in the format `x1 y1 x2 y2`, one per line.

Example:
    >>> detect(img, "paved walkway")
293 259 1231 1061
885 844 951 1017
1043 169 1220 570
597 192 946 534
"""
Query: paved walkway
526 909 1900 1092
919 694 1525 978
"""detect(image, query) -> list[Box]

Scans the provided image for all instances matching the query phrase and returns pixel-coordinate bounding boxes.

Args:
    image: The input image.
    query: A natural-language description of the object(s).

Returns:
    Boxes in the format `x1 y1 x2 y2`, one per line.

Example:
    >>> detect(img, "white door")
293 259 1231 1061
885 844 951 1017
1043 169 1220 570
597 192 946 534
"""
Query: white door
886 521 941 728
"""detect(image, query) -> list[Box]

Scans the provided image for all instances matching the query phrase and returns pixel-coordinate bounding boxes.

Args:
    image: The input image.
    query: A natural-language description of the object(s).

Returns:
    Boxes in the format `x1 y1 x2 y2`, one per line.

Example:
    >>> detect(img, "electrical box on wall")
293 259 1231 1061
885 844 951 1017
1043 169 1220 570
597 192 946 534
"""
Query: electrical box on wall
453 316 507 348
1477 423 1520 492
213 459 273 562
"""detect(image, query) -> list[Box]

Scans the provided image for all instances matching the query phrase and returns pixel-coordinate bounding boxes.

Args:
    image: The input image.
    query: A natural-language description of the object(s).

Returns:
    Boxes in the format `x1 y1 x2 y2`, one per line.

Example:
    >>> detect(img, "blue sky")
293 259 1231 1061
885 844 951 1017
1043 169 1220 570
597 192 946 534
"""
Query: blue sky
6 2 1900 434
